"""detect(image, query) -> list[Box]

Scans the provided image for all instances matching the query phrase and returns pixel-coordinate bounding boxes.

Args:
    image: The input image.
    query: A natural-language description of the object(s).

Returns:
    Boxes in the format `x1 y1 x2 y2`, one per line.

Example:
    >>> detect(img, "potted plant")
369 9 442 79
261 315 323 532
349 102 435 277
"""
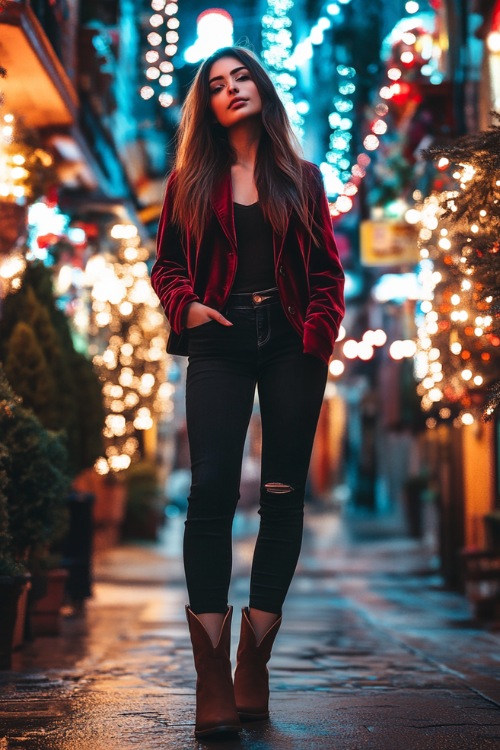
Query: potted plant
0 263 104 614
0 441 30 668
0 366 70 645
29 564 69 636
0 261 105 478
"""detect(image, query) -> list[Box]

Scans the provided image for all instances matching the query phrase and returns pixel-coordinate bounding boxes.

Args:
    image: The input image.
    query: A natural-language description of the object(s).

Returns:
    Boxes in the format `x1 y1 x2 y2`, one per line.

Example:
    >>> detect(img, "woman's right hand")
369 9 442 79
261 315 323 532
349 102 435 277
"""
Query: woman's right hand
184 301 233 329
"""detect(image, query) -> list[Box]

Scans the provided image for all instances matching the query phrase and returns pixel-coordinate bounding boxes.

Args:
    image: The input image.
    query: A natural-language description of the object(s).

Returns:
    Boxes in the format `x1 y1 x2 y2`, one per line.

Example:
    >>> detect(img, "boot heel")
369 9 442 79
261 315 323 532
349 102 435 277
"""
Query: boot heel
195 724 240 739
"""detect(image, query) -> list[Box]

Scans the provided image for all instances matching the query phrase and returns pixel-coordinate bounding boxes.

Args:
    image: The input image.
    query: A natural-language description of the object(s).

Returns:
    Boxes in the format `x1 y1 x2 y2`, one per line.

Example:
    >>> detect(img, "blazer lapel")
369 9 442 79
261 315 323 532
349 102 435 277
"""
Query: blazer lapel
211 172 237 250
273 228 287 267
273 205 292 267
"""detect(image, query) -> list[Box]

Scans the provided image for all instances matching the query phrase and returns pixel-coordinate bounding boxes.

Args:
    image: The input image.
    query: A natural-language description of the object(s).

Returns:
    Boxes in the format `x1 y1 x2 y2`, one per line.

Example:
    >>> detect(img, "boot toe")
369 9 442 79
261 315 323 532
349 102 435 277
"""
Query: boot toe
195 722 241 738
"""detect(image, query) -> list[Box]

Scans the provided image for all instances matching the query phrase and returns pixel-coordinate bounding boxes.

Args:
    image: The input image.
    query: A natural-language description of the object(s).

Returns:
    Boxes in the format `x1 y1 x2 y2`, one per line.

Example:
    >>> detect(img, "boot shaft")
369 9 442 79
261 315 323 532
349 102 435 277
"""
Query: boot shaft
234 607 282 721
236 607 282 663
185 605 241 737
186 606 233 661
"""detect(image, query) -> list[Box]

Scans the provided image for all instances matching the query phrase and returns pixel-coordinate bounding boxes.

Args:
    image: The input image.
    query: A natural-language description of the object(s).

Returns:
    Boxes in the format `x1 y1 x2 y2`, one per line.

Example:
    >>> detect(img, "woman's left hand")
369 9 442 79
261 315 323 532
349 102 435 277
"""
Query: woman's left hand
184 301 233 328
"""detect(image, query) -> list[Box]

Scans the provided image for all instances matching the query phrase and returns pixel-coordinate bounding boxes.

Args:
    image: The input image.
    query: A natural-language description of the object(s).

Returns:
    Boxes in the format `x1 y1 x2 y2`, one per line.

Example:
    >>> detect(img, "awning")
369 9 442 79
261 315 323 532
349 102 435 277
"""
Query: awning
0 1 78 128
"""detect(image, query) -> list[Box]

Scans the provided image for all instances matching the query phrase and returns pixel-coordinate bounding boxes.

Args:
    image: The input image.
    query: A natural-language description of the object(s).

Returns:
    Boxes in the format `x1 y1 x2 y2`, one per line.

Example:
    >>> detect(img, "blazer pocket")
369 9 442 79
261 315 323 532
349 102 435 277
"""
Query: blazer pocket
166 328 189 356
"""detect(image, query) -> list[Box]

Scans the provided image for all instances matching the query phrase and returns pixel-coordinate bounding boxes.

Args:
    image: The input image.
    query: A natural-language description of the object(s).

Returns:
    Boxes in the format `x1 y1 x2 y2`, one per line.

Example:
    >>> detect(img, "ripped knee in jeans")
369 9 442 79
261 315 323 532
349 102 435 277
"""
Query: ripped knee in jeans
264 482 294 495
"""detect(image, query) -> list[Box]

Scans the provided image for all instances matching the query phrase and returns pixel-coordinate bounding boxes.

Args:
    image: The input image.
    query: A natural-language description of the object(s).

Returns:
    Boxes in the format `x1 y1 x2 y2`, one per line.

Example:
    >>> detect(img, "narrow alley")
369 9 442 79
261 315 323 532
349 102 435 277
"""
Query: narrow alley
1 1 500 748
1 509 499 749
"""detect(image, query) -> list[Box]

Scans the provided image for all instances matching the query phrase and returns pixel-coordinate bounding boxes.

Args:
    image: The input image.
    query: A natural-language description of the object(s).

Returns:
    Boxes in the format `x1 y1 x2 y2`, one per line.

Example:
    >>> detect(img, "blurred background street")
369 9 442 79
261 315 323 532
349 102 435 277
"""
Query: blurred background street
0 0 499 747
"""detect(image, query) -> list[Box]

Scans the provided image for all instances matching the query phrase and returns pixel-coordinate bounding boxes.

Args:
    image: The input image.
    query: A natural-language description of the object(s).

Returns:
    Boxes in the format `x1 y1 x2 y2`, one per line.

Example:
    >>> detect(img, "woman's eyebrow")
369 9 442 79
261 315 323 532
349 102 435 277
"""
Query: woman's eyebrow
209 66 247 84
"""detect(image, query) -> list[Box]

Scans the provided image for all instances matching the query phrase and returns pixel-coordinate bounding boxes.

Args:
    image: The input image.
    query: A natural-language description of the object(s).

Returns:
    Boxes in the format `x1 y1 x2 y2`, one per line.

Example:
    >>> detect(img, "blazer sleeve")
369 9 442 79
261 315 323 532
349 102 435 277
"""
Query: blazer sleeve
303 164 345 359
150 171 200 334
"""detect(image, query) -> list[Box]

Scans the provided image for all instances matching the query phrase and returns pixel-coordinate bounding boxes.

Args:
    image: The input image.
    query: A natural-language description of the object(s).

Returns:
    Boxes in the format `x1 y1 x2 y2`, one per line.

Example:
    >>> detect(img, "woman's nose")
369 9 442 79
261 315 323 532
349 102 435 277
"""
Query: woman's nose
228 81 239 94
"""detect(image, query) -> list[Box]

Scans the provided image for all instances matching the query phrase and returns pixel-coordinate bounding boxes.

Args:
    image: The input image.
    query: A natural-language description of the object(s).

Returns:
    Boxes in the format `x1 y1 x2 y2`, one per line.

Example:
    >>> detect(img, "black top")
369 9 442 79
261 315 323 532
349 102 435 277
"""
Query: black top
231 202 275 293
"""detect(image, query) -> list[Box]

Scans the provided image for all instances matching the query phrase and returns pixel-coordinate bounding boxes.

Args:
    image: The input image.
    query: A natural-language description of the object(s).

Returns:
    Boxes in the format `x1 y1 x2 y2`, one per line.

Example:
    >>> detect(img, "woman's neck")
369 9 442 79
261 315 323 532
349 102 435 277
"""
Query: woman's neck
228 118 261 170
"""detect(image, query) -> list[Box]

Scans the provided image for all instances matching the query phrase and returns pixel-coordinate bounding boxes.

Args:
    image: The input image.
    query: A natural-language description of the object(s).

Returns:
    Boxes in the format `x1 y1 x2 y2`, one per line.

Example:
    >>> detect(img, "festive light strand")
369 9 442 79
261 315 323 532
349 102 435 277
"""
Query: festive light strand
321 64 356 202
415 183 497 427
330 6 445 217
0 252 26 298
141 0 180 108
88 228 172 473
0 112 53 203
262 0 303 137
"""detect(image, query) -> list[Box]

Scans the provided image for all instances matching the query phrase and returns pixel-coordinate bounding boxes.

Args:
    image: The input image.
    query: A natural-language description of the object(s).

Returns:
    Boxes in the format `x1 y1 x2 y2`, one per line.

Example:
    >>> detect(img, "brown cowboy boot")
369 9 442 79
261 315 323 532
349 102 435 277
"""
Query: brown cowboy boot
185 605 242 738
234 606 282 721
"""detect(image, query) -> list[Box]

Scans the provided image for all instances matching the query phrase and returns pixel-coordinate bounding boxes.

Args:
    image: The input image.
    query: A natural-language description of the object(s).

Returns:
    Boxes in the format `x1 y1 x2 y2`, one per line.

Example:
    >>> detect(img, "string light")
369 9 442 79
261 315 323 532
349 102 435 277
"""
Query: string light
89 230 172 474
321 65 356 201
276 1 393 215
329 8 445 218
0 113 53 203
328 89 391 216
141 0 180 108
0 252 26 298
415 177 497 424
262 0 303 138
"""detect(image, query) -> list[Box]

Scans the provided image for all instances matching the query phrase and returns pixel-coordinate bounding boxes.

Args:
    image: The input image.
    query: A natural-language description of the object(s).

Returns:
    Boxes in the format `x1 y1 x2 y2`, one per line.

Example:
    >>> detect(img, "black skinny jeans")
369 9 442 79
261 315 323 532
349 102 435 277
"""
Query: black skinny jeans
184 288 328 615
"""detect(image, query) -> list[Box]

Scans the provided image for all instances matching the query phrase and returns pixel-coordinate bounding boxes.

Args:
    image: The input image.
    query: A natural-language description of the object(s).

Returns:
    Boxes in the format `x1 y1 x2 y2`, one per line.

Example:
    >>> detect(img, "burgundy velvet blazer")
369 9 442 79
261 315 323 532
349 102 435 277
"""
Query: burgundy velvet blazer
151 161 345 365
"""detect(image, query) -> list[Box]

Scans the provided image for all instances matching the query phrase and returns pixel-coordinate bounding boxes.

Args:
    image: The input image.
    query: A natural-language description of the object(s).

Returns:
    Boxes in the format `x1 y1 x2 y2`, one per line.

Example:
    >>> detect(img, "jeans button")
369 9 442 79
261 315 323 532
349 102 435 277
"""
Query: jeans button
253 294 262 303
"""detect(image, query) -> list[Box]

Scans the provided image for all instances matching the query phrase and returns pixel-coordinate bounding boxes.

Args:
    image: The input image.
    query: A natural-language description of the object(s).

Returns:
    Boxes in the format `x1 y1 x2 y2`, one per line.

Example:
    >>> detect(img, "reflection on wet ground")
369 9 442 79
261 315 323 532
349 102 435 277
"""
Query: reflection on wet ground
1 511 500 749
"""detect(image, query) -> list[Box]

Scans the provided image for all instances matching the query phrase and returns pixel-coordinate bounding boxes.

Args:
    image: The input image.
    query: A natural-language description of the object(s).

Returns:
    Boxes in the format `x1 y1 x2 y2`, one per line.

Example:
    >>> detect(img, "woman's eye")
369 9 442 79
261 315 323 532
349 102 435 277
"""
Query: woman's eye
209 72 250 94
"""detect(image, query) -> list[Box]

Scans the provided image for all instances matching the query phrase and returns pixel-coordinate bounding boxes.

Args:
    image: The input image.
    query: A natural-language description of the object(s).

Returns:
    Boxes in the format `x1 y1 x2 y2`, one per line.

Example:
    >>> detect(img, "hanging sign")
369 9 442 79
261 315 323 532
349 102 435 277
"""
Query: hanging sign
360 220 419 267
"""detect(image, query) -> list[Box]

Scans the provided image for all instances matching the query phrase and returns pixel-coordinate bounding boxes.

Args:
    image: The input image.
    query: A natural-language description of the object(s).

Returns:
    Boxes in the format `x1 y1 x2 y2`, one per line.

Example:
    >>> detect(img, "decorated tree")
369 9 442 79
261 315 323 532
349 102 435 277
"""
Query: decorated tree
0 366 70 566
87 229 170 474
71 351 106 471
4 320 59 428
0 262 104 475
415 116 500 424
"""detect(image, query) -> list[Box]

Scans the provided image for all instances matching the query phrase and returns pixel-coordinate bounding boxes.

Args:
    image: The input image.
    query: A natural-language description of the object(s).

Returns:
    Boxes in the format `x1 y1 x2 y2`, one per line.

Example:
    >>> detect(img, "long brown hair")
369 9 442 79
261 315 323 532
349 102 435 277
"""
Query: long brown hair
171 46 315 246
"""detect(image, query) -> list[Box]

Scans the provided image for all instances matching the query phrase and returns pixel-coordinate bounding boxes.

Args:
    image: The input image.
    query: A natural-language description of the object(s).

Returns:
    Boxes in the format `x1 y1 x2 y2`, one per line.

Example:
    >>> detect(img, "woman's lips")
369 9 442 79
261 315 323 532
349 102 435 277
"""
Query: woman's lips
228 98 248 109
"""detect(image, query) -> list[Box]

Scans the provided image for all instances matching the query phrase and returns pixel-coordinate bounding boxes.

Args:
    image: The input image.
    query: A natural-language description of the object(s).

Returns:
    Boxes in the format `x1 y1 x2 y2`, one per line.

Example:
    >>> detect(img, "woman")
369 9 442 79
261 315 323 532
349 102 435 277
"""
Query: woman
151 46 345 739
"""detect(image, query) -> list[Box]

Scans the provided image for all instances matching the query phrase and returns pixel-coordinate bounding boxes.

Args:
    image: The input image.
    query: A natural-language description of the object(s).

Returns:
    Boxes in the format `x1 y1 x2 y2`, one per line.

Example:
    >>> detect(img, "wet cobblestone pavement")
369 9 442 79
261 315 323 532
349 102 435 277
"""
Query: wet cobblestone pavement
1 511 499 749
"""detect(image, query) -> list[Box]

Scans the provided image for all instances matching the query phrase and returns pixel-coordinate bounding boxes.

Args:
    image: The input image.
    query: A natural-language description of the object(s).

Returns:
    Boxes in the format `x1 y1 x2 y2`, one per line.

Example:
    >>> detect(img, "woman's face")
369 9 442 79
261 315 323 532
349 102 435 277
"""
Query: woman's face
208 56 262 129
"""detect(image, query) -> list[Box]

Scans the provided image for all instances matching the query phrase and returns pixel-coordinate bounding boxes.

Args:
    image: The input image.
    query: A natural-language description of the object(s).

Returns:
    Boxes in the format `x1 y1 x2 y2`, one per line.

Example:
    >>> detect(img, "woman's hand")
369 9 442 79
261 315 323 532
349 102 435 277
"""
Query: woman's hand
184 301 233 329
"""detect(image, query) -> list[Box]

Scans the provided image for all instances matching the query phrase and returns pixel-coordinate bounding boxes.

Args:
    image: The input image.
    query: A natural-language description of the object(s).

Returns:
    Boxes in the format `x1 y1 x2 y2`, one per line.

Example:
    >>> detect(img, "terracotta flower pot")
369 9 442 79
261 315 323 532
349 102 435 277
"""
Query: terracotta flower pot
74 470 126 551
31 568 69 636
